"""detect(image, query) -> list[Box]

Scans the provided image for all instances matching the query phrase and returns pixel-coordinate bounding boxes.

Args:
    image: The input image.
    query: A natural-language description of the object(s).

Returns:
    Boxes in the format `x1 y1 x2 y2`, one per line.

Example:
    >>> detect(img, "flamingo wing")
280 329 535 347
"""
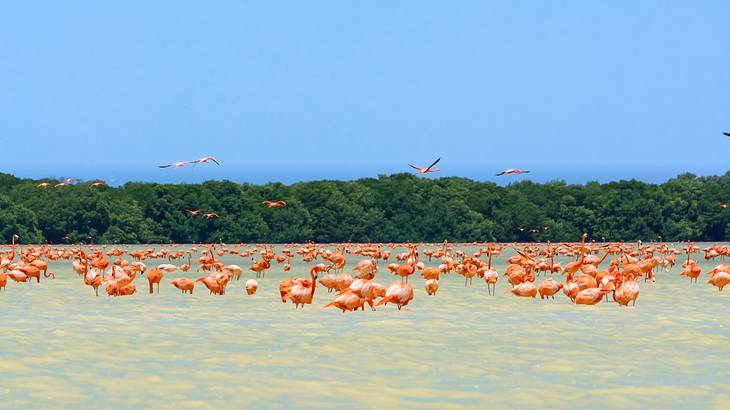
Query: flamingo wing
724 132 730 137
408 164 422 171
425 157 441 171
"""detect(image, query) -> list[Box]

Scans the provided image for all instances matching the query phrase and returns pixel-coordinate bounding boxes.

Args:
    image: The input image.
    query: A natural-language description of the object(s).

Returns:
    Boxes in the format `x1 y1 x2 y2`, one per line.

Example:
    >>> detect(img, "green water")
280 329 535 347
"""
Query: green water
1 245 729 409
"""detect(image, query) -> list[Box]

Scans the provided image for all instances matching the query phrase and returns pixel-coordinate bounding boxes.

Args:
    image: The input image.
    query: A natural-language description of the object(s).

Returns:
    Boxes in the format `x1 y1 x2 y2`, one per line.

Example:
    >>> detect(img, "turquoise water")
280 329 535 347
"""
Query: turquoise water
1 245 729 409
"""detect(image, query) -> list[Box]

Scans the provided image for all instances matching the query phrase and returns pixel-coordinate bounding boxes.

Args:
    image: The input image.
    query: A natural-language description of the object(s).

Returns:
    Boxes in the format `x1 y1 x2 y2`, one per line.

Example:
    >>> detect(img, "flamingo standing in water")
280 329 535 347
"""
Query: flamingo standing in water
171 278 195 294
279 265 323 308
482 248 498 296
708 271 730 291
78 251 102 296
614 276 640 306
146 268 164 294
424 279 439 296
323 289 374 312
510 282 537 298
538 277 563 299
245 279 258 295
575 283 612 305
375 282 414 310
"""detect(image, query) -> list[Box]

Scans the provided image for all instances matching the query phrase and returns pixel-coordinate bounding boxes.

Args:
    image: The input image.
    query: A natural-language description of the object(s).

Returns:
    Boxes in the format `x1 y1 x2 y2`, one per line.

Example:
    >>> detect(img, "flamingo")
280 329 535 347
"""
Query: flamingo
262 200 287 208
495 169 530 176
245 279 258 295
614 277 640 306
408 158 440 174
375 282 414 310
279 265 323 308
146 268 164 294
538 278 563 299
193 156 220 165
510 282 537 298
323 289 373 312
575 283 612 305
424 279 439 296
708 271 730 291
158 161 193 168
171 278 195 294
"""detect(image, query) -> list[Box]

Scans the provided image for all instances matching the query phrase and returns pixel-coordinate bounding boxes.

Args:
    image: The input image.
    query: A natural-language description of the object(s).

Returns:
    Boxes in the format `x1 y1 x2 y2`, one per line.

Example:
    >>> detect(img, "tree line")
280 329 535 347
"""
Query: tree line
0 171 727 244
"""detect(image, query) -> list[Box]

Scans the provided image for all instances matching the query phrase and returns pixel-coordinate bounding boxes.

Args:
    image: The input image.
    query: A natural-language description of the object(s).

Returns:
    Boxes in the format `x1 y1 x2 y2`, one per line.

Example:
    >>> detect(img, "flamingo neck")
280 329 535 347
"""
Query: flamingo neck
309 271 317 297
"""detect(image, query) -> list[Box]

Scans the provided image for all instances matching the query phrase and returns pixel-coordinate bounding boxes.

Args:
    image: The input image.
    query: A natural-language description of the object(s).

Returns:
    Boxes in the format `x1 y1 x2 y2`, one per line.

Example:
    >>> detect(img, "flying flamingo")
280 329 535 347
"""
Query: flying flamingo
495 169 530 176
37 182 51 189
262 200 287 208
159 161 193 168
202 213 219 219
408 158 440 174
89 182 106 188
193 156 220 165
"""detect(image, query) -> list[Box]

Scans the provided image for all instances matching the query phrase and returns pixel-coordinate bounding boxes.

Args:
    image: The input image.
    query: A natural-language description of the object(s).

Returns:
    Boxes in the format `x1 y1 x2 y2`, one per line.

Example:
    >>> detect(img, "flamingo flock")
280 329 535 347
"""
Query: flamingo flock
2 235 729 312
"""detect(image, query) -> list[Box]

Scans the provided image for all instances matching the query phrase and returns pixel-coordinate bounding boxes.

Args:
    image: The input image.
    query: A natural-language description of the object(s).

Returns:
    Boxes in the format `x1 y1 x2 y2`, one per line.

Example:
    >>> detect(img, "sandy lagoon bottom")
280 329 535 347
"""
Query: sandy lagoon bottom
1 246 729 409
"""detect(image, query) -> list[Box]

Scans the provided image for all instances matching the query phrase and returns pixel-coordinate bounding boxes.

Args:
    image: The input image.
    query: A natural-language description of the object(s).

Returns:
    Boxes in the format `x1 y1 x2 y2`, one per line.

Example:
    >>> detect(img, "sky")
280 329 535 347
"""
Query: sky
1 1 729 186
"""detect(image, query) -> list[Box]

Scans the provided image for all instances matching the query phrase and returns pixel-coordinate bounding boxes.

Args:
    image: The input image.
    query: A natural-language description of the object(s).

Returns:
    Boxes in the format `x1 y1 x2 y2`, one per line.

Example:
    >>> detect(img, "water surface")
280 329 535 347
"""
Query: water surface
2 245 729 409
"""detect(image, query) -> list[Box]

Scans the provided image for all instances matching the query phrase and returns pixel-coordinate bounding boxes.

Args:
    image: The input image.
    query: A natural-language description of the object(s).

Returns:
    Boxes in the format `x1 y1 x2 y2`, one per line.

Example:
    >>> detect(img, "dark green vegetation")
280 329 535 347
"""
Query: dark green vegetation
0 172 728 244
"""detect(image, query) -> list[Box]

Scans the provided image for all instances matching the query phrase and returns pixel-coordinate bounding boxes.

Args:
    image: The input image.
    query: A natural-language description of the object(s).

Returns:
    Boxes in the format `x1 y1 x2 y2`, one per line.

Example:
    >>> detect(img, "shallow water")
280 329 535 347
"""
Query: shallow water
2 245 729 409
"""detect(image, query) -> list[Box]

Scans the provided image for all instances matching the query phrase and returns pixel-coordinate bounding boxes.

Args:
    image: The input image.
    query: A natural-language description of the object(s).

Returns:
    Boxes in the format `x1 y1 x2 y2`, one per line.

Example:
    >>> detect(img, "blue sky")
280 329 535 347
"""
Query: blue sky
1 1 728 185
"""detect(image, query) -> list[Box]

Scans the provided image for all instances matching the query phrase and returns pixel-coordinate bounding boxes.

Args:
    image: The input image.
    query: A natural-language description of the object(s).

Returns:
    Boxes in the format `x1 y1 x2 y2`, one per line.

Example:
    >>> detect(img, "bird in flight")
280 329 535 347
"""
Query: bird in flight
263 200 287 208
186 209 202 216
723 132 730 137
496 169 530 176
202 213 219 219
89 182 106 188
159 161 193 169
54 182 70 188
193 156 220 165
721 204 729 209
409 158 441 174
37 182 51 189
64 177 79 184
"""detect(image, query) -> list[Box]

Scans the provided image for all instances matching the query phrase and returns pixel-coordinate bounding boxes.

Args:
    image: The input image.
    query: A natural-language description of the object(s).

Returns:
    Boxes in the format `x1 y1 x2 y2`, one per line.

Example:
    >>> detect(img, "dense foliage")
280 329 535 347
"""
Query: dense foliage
0 172 728 244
